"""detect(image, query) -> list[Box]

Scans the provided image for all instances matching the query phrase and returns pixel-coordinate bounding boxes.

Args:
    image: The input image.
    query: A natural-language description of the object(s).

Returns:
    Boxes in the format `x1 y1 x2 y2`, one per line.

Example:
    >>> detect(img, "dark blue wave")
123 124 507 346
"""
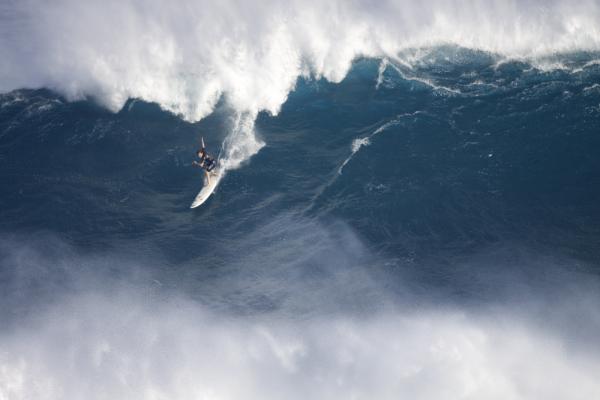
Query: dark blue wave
1 51 600 301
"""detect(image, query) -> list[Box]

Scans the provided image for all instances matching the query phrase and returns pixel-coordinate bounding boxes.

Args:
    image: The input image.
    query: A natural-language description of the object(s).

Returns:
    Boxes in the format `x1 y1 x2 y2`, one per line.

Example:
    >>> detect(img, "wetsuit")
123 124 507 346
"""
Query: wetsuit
198 152 216 172
202 155 216 172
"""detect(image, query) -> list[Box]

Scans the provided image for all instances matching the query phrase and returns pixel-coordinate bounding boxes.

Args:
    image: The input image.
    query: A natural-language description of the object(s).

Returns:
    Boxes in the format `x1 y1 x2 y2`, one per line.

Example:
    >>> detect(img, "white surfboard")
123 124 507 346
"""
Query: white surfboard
190 167 223 208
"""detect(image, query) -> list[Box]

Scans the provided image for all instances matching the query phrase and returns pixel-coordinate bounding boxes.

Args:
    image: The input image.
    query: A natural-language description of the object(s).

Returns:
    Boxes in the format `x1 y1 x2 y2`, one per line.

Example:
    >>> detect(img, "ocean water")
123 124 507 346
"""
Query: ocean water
2 2 600 399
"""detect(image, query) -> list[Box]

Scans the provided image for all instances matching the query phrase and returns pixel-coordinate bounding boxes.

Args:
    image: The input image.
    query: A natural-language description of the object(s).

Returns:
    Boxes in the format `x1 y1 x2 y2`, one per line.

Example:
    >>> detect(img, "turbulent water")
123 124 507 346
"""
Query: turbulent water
2 1 600 399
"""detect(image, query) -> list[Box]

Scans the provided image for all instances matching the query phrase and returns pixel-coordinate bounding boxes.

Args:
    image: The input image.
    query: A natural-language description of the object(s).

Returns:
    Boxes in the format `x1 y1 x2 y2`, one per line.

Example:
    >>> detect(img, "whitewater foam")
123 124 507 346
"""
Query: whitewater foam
382 59 464 94
220 112 265 171
338 112 422 175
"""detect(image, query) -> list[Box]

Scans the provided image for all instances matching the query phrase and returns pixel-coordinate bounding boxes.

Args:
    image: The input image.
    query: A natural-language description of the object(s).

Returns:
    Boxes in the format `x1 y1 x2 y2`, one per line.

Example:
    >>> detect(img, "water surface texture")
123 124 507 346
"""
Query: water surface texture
1 2 600 399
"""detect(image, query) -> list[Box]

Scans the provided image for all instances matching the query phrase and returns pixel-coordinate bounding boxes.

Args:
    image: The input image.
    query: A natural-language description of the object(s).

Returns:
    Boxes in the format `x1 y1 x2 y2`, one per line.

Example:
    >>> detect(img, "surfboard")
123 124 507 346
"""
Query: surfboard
190 167 223 208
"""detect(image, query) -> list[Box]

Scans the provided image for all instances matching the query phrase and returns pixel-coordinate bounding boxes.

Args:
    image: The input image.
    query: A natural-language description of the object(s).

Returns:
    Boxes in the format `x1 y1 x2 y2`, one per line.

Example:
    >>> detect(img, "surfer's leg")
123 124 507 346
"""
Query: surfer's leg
205 170 211 186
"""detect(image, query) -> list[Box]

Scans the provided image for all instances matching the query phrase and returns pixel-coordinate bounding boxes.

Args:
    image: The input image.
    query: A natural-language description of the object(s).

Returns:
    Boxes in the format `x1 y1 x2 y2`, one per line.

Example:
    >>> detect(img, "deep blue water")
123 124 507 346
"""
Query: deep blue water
3 48 600 399
1 50 600 312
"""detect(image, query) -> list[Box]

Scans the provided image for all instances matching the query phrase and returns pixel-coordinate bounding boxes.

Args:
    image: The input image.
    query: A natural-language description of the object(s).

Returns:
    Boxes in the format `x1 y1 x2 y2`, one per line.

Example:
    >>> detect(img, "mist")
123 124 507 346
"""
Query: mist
1 225 600 399
4 291 600 400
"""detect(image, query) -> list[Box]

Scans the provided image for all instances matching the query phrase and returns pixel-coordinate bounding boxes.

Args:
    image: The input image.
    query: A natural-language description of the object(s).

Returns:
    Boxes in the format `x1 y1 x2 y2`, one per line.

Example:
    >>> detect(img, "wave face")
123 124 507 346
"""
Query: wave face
2 50 600 399
2 2 600 399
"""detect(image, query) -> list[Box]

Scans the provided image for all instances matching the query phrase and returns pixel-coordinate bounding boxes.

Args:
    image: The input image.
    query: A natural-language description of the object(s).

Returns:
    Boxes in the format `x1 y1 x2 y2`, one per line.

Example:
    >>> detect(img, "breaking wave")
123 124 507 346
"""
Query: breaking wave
2 0 600 170
2 0 600 119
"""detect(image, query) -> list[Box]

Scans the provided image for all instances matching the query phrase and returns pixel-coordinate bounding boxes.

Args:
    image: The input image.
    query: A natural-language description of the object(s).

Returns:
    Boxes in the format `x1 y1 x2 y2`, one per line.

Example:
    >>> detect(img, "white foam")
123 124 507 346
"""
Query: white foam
573 59 600 73
583 83 600 92
375 58 389 90
337 137 370 175
384 60 463 94
3 0 600 119
351 137 371 154
338 112 421 175
2 291 600 400
220 112 265 171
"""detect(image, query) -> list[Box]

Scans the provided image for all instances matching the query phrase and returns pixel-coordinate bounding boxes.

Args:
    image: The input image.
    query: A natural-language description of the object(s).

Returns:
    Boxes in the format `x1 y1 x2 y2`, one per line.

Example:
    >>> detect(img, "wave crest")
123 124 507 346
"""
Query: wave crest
2 0 600 120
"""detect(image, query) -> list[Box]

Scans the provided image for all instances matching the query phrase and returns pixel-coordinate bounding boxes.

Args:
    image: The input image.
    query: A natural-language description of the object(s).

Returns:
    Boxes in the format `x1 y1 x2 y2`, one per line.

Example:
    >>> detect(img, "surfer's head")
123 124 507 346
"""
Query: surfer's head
197 149 205 158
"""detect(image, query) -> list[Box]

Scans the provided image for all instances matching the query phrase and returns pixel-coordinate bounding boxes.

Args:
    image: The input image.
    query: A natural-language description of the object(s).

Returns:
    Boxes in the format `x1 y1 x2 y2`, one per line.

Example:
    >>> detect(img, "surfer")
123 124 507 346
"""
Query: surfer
193 137 217 185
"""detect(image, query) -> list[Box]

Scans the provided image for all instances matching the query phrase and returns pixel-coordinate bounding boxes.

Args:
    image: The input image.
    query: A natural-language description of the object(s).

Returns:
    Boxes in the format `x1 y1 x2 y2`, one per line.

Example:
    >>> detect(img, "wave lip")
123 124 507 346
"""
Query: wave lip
2 0 600 122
